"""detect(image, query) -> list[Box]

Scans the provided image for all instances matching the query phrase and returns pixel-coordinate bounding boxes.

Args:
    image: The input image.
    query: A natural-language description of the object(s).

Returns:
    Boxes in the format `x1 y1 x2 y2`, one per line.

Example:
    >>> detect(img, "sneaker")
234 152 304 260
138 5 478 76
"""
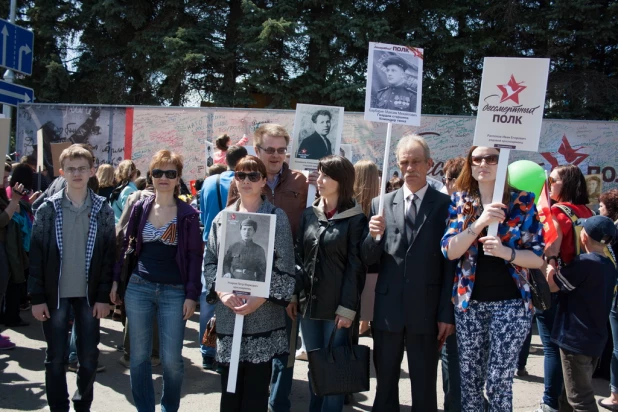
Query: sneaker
151 356 161 367
118 355 130 368
202 355 215 370
295 350 308 361
215 364 224 374
516 367 529 377
535 403 558 412
0 336 16 350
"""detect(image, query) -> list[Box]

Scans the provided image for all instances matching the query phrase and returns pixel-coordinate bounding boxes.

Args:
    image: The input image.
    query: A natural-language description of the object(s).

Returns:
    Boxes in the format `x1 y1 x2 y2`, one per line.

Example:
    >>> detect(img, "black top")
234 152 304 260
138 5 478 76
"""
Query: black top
471 246 520 302
551 252 617 357
98 186 114 201
136 241 182 285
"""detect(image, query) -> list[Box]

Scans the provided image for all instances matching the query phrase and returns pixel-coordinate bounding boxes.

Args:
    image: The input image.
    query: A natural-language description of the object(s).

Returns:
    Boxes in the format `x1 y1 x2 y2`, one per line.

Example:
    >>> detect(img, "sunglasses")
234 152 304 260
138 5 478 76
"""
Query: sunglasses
442 176 456 184
152 169 178 179
471 155 499 166
257 145 287 155
235 172 263 182
548 176 559 185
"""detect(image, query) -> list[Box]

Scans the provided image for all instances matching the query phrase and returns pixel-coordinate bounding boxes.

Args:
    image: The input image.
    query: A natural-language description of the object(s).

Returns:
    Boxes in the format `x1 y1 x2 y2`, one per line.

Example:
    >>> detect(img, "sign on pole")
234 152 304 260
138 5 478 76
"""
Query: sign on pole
0 79 33 107
0 18 34 75
473 57 550 237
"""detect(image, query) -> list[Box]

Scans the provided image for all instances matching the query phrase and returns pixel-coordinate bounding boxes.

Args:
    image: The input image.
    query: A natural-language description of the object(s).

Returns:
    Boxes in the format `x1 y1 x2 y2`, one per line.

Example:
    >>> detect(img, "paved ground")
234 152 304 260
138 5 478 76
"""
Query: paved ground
0 309 611 411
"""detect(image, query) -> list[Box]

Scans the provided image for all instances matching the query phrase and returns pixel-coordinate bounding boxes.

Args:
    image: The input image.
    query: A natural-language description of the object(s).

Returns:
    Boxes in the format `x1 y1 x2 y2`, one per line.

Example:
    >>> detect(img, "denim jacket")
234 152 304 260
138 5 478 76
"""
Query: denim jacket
441 190 545 312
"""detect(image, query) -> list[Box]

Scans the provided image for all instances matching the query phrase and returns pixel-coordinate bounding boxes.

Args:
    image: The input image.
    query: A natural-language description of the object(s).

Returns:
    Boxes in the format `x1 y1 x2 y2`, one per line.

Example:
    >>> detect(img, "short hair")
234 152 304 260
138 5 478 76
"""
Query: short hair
208 164 226 176
59 144 95 169
215 134 231 151
318 155 356 212
600 189 618 221
226 145 248 169
235 155 267 179
554 164 589 205
396 134 431 162
95 164 115 188
10 163 34 190
443 157 465 180
4 162 11 173
241 218 258 232
21 154 37 167
194 178 205 191
311 110 332 123
88 175 99 193
149 150 184 178
135 176 147 190
253 123 290 147
389 176 403 191
115 160 137 185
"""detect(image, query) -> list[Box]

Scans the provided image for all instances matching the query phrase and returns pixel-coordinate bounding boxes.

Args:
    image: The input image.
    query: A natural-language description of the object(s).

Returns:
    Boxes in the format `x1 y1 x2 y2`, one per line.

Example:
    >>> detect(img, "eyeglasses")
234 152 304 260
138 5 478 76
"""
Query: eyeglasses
235 172 263 182
152 169 178 179
65 166 90 175
442 176 456 184
257 145 287 155
471 155 499 166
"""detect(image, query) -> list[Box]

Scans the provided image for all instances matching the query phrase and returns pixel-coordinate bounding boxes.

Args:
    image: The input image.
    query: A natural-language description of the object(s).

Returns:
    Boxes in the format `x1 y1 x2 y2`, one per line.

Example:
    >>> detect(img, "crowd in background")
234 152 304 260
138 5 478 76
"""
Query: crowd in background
1 126 618 412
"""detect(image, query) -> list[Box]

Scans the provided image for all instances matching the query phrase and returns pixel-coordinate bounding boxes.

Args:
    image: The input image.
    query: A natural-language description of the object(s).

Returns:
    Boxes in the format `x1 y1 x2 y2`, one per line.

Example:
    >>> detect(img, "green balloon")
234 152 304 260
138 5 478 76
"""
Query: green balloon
508 160 546 202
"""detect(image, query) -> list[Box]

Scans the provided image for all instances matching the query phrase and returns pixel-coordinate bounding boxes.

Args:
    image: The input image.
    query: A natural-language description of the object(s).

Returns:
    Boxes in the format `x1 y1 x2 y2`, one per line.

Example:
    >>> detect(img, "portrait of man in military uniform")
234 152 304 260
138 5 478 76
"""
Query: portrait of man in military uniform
370 54 418 113
222 217 267 282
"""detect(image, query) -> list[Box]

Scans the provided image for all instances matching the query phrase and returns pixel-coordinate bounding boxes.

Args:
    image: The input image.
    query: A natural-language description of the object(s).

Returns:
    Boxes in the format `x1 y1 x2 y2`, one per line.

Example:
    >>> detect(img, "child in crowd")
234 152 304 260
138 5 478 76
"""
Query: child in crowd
547 215 618 411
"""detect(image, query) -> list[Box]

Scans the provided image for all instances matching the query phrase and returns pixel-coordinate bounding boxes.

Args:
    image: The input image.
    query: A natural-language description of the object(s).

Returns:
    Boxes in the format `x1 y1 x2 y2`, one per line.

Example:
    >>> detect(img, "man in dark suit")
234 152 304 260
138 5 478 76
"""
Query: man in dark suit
362 134 455 411
296 109 333 160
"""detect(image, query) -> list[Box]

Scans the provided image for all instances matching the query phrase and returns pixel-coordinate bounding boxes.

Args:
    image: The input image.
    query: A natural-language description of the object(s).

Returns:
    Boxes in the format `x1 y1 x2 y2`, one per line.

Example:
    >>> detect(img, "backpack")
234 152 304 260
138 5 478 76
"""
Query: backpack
554 204 617 267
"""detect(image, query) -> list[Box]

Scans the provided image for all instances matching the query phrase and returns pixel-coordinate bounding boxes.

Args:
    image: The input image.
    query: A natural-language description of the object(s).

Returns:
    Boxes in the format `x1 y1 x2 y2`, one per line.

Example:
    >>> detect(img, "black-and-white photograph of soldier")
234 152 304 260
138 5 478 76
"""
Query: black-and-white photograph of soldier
296 109 333 160
370 53 418 113
222 217 267 282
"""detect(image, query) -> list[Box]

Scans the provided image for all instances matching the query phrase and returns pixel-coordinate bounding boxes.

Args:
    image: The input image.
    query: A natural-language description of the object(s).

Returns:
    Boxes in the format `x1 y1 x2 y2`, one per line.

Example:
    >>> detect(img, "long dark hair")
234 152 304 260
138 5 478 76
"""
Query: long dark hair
554 164 589 205
318 155 355 212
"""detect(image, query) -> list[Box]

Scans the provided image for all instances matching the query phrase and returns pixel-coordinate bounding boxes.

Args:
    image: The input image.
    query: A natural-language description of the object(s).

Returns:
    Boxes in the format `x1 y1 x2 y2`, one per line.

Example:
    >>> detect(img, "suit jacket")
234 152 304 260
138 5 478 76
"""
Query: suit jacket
362 185 455 335
296 132 332 160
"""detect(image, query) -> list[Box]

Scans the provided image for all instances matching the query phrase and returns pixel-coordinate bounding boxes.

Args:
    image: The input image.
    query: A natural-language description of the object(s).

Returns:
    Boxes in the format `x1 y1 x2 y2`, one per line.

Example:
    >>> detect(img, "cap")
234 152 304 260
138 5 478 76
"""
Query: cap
240 218 257 231
382 55 412 72
577 215 617 244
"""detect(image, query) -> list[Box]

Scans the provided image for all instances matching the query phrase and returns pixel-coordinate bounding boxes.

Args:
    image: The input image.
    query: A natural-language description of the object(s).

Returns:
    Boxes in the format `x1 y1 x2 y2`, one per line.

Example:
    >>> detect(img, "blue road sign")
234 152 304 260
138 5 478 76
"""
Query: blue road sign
0 80 33 106
0 18 34 76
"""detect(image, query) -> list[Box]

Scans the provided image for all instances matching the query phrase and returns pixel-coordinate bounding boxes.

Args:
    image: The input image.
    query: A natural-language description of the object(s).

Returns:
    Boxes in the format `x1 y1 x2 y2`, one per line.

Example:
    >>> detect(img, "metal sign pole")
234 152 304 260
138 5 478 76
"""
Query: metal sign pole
2 0 16 157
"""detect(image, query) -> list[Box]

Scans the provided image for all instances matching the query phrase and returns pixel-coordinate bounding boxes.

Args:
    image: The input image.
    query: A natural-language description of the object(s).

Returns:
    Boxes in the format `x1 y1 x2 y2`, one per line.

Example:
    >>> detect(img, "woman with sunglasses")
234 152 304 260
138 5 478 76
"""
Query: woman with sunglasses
295 155 367 412
441 146 544 411
203 155 295 411
111 150 201 412
535 164 593 412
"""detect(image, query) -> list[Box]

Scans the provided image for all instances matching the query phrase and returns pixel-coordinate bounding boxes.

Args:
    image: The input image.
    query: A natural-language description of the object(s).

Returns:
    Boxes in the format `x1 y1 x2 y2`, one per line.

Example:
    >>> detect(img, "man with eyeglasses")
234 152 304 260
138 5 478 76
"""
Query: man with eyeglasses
227 123 313 412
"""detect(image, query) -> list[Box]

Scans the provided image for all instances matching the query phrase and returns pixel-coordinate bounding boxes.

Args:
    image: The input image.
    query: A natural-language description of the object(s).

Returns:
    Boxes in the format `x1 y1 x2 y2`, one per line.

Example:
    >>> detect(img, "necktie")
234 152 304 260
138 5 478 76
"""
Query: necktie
406 194 418 244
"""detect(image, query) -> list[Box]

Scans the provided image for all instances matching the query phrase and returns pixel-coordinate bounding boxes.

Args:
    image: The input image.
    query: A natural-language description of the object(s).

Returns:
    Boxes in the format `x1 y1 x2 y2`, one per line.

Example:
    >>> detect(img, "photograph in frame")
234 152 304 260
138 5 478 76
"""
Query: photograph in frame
585 174 603 209
364 42 424 126
216 211 276 298
290 103 344 171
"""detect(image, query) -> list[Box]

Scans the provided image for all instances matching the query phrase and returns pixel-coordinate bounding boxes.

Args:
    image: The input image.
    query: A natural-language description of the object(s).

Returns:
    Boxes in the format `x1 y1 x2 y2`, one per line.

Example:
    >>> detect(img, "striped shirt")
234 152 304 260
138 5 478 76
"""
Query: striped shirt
142 217 178 245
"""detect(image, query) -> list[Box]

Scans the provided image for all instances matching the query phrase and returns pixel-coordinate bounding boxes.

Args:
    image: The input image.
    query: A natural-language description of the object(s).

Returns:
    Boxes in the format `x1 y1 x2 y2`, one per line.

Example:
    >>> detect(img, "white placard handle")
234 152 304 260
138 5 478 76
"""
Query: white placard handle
226 313 245 393
486 149 511 240
376 123 393 242
302 170 317 208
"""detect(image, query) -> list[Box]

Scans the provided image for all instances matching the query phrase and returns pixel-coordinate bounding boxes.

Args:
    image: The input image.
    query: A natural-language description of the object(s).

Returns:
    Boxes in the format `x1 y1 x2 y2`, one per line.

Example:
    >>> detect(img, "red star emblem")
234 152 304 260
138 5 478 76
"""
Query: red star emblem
301 149 307 154
497 75 527 104
540 135 589 169
230 213 236 220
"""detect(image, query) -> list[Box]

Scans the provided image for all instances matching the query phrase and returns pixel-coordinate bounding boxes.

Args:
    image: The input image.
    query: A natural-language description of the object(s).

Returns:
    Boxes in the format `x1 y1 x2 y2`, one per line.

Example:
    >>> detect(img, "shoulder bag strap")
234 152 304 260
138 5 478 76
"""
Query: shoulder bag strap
216 175 223 211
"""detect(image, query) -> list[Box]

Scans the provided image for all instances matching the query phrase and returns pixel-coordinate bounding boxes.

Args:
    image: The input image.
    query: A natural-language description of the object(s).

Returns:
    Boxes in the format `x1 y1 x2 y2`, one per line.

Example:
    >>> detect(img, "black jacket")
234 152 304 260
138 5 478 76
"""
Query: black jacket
295 199 368 321
28 189 116 308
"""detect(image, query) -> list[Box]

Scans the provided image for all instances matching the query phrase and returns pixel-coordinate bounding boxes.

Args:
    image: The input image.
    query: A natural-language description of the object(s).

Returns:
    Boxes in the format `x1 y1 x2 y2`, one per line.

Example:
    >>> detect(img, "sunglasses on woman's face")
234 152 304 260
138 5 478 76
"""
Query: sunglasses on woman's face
235 172 262 182
442 176 456 184
548 176 559 185
152 169 178 179
471 154 499 166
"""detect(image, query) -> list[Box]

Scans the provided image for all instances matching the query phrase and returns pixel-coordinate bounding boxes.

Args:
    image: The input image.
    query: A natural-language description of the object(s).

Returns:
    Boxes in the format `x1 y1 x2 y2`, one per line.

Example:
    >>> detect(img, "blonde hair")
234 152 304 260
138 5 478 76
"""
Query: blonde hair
59 144 94 168
96 164 115 188
253 124 290 147
114 160 137 185
353 160 380 216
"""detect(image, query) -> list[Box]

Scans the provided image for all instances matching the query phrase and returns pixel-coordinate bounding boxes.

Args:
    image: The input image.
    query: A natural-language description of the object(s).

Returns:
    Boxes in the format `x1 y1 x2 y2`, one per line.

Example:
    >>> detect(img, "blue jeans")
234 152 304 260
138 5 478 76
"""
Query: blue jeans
536 293 563 409
269 313 299 411
125 275 187 412
199 289 216 358
300 316 348 412
610 309 618 393
441 333 461 412
43 297 100 412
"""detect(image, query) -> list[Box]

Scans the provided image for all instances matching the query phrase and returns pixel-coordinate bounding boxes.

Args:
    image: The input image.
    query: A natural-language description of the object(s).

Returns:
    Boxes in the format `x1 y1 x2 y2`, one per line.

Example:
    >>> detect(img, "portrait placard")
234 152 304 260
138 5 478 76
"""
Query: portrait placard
585 174 603 208
364 42 424 126
205 140 214 168
473 57 550 152
290 104 344 171
50 142 72 176
216 211 276 298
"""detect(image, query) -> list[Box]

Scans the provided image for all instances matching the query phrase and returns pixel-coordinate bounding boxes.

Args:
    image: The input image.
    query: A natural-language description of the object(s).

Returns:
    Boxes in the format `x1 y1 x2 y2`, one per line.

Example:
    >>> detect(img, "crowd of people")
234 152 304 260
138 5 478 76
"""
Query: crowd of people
1 124 618 412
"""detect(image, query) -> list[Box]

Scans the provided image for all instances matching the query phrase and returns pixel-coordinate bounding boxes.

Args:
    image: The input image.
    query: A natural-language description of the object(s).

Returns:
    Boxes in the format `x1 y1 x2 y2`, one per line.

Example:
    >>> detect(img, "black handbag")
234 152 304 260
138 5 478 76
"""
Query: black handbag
307 326 370 396
119 202 144 298
514 267 552 311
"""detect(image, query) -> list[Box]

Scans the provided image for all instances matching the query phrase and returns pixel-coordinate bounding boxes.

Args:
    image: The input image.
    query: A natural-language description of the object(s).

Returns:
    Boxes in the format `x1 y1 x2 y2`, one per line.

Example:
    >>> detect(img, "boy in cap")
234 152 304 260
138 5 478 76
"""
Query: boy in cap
546 215 618 411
